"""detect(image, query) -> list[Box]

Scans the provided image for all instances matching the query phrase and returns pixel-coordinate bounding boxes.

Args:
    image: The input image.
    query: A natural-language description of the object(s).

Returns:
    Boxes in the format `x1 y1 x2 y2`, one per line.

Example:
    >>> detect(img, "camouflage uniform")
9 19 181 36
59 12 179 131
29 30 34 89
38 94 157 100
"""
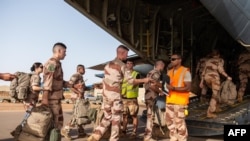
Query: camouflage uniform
43 58 64 129
91 58 126 141
144 69 161 140
201 57 228 117
23 73 41 110
237 51 250 102
63 72 86 136
196 57 209 80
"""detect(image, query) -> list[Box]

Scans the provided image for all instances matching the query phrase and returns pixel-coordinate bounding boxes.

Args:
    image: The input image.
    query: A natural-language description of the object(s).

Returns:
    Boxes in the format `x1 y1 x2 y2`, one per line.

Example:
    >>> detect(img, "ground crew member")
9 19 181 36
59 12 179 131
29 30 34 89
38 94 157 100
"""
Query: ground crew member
144 59 165 141
165 53 191 141
87 45 150 141
61 64 87 140
237 51 250 102
41 42 80 140
199 49 232 118
120 59 140 139
0 73 16 81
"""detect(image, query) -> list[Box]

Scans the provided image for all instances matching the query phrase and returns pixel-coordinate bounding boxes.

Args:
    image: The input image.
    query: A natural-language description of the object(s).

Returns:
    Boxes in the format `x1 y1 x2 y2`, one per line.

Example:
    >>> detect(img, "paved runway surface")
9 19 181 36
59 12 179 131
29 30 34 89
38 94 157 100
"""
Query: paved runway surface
0 103 223 141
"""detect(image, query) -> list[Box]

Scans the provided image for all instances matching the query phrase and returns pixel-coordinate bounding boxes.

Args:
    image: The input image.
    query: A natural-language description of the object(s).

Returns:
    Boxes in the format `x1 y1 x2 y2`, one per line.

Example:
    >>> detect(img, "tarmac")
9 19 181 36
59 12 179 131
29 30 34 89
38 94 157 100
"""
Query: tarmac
0 102 223 141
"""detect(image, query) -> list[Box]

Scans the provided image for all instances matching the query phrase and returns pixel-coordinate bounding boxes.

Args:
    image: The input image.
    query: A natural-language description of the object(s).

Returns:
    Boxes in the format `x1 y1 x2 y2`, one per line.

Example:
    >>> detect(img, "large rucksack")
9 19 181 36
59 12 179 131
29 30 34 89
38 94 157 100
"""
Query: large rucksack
219 80 237 105
12 105 54 141
73 99 91 125
9 72 32 100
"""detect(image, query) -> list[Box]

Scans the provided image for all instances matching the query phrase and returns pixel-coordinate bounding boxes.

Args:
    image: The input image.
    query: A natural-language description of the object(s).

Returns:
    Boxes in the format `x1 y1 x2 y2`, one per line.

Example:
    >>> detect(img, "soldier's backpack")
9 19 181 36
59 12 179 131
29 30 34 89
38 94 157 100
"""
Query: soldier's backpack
73 99 91 125
219 80 237 105
9 72 32 100
17 105 54 141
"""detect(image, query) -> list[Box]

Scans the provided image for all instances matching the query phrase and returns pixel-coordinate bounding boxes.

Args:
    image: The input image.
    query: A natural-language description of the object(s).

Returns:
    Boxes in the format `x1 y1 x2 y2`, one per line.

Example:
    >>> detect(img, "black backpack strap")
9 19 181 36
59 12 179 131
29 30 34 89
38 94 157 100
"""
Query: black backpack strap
152 101 165 135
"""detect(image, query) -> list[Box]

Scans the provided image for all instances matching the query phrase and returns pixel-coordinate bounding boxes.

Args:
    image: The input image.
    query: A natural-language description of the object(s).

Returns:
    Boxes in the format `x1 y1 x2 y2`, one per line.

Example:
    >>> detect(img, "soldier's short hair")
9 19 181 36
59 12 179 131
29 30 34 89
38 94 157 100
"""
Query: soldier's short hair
117 45 129 52
77 64 85 70
171 52 182 60
155 59 165 67
53 42 67 52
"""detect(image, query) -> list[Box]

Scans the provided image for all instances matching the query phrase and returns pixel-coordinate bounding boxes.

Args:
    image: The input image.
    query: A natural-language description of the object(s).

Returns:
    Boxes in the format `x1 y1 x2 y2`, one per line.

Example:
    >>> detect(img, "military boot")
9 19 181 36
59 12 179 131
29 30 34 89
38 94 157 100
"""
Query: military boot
61 128 71 140
200 95 207 103
215 104 222 113
207 109 217 118
238 94 243 103
87 135 98 141
77 126 88 138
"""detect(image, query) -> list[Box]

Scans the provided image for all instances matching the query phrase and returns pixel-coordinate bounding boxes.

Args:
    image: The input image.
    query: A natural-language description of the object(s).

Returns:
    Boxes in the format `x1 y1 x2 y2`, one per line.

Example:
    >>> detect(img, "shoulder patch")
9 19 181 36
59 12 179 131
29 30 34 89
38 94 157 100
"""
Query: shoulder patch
48 64 56 72
152 72 160 80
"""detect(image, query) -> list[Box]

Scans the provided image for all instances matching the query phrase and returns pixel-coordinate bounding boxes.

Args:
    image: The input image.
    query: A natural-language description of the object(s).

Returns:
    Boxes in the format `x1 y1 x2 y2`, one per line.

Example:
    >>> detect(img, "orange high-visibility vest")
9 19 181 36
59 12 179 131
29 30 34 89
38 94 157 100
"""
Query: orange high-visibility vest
166 66 190 105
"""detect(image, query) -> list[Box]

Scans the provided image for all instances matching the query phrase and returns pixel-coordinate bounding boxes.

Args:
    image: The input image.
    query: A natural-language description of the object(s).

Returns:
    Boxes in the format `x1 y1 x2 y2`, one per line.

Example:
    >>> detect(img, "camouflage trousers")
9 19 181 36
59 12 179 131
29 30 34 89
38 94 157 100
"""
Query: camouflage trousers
165 104 188 141
122 98 139 133
48 99 64 129
92 95 123 141
144 99 155 140
238 71 250 98
202 75 220 113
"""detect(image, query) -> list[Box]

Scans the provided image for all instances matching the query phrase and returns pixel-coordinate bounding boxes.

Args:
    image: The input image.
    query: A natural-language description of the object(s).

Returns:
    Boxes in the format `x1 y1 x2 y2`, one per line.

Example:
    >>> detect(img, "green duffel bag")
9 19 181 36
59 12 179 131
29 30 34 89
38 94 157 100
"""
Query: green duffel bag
49 128 61 141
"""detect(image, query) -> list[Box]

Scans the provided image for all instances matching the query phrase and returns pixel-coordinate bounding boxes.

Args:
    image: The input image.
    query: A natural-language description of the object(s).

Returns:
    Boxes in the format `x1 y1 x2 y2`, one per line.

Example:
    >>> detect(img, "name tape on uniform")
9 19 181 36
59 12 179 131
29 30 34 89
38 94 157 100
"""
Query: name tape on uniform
224 125 250 140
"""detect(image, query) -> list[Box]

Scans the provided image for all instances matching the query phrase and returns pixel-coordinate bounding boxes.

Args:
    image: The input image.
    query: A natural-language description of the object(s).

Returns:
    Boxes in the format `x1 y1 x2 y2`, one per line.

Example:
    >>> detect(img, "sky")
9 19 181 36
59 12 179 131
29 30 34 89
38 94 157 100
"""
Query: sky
0 0 134 86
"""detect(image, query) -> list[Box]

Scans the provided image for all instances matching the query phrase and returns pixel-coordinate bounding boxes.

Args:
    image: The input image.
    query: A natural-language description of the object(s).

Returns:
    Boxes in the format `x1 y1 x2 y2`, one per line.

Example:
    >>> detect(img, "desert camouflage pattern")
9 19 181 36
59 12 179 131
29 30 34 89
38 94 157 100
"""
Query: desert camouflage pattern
23 73 41 109
144 69 161 140
69 72 85 99
122 98 139 116
202 57 226 113
237 51 250 101
43 58 64 100
49 100 63 129
165 104 188 141
43 57 64 129
91 58 126 141
196 57 209 79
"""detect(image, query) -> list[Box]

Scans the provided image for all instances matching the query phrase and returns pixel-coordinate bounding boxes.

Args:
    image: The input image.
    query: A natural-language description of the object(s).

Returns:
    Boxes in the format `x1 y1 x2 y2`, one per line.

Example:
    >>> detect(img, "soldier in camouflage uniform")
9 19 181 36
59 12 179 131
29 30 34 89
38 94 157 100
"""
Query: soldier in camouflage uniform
199 49 232 118
87 45 150 141
42 42 80 140
237 51 250 102
195 55 210 102
165 53 191 141
144 60 165 141
61 64 87 140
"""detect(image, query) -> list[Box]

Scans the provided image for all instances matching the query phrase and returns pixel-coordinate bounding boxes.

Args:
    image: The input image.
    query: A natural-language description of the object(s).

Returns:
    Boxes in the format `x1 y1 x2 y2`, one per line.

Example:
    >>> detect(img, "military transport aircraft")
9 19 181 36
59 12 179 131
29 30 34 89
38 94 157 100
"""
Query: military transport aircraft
64 0 250 136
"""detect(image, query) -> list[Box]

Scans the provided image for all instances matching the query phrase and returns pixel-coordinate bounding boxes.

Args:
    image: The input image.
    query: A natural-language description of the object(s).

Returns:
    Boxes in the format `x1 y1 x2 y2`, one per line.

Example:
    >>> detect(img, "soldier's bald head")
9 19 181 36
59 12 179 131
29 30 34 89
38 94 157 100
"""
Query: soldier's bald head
53 42 67 53
116 45 129 53
116 45 129 61
155 59 165 67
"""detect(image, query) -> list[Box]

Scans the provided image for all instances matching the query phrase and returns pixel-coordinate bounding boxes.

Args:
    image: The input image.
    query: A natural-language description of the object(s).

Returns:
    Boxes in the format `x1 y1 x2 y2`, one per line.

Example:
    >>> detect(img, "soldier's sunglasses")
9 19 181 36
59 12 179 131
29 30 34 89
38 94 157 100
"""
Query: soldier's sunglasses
171 58 179 61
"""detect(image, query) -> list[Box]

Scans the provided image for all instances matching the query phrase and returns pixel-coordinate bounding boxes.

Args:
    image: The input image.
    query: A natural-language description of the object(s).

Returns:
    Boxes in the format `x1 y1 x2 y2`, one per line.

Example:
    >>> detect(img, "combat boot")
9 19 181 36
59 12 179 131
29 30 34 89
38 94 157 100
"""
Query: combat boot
61 128 71 140
200 95 207 103
87 135 98 141
238 96 243 103
215 104 222 113
207 111 217 118
77 126 88 138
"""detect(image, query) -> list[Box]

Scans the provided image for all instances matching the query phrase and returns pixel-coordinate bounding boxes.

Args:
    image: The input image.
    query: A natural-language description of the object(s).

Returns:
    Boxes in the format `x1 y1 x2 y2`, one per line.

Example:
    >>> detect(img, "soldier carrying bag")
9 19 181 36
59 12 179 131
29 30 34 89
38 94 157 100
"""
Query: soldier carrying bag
219 80 237 105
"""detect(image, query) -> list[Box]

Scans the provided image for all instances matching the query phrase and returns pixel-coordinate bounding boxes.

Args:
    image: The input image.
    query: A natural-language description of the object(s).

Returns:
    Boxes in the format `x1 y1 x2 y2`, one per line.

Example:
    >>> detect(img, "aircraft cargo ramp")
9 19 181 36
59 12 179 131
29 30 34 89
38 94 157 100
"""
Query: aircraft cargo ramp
186 96 250 136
